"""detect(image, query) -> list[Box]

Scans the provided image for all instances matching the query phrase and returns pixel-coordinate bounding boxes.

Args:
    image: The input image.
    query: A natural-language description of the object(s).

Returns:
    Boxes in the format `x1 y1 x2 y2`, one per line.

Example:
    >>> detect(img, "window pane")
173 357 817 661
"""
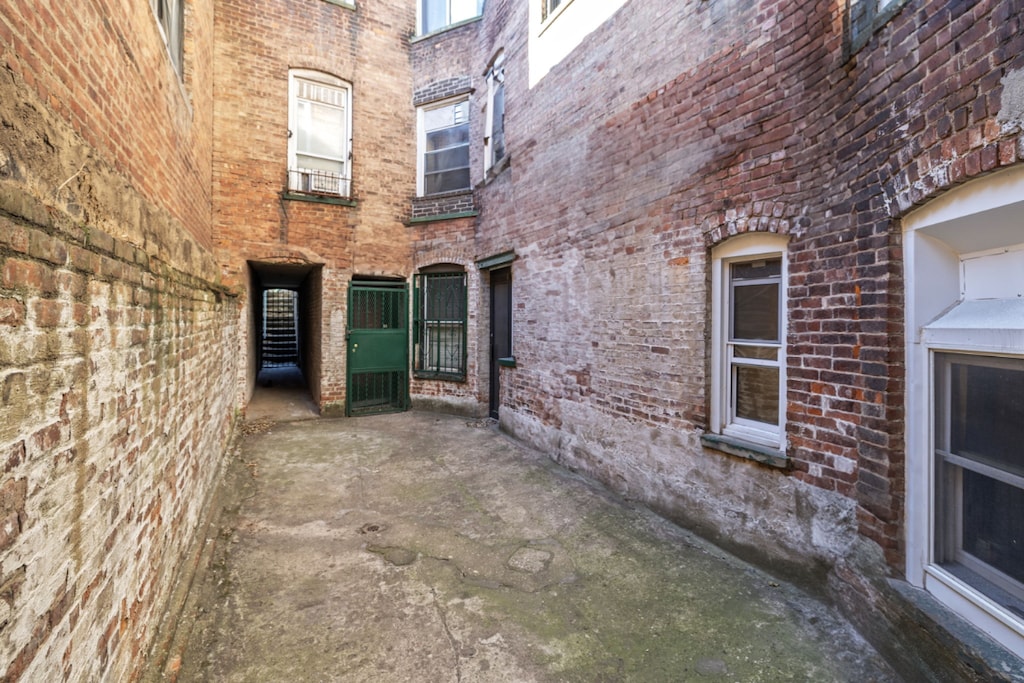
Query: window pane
962 469 1024 585
732 283 779 341
491 82 506 163
425 168 471 195
732 258 781 281
297 100 346 160
734 365 779 425
449 0 480 23
733 345 777 360
949 360 1024 476
421 0 447 33
426 124 470 152
425 147 470 174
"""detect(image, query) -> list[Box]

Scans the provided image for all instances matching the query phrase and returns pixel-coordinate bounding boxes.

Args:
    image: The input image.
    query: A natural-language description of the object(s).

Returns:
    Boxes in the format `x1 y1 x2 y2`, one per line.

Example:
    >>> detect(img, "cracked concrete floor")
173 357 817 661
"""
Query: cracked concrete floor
161 411 899 682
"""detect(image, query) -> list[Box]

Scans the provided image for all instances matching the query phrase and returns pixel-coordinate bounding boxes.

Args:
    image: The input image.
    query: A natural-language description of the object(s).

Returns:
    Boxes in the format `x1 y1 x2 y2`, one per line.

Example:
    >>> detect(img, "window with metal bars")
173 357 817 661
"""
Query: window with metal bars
413 271 467 380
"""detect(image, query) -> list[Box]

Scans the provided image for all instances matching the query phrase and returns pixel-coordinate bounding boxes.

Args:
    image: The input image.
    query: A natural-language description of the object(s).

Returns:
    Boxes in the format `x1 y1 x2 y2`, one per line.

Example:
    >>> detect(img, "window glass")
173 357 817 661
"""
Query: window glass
735 366 780 425
421 0 482 34
289 73 351 197
935 354 1024 611
421 101 470 196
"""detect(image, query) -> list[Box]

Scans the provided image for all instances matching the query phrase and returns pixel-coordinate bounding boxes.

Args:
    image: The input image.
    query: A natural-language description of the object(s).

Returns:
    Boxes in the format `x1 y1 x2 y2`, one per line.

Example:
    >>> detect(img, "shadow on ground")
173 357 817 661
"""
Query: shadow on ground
156 411 898 682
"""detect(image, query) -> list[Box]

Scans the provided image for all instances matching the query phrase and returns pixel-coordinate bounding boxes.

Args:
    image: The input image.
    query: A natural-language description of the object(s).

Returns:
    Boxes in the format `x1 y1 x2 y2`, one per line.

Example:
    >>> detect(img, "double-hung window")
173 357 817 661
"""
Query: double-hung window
484 52 506 174
417 98 471 196
413 270 467 379
710 234 788 450
905 164 1024 655
150 0 184 73
933 353 1024 622
419 0 482 35
288 70 352 198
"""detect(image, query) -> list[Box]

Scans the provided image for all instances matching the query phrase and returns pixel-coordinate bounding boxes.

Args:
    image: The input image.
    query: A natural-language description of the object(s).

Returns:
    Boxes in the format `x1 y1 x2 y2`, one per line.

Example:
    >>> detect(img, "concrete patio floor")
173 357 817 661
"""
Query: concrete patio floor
155 405 900 682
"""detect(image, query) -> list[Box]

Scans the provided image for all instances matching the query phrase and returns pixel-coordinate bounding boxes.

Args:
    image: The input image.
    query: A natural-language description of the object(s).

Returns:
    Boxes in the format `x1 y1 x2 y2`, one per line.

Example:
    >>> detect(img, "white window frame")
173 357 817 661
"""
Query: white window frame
710 233 788 450
904 164 1024 656
484 51 506 175
417 0 483 35
287 70 352 198
150 0 184 74
416 96 471 197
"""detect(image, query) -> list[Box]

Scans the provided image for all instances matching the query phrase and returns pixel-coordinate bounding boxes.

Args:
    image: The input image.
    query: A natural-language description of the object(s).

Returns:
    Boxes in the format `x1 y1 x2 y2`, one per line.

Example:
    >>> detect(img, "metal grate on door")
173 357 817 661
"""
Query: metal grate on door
263 289 298 368
347 283 409 416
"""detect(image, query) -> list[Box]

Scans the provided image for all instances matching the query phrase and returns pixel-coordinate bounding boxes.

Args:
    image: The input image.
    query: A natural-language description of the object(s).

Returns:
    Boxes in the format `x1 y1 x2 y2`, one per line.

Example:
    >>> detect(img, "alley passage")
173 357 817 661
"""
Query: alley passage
164 412 898 682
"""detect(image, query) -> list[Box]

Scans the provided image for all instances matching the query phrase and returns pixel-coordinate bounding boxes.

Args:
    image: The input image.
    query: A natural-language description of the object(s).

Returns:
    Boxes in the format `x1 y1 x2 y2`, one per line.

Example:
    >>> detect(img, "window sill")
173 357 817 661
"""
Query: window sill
413 371 466 382
408 210 478 225
480 155 511 187
700 433 788 469
411 15 482 43
322 0 356 8
539 0 576 35
281 191 357 207
497 356 516 368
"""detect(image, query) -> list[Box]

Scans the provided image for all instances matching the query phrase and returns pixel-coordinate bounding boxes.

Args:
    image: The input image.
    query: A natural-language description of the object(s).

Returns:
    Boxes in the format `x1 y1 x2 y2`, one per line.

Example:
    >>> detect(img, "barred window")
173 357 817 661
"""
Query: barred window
414 270 467 379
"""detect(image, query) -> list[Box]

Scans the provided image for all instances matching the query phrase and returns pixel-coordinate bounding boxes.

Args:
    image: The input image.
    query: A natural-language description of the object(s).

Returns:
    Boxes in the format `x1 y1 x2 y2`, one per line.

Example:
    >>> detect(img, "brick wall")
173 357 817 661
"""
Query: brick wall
464 0 1023 585
0 0 241 679
212 0 417 414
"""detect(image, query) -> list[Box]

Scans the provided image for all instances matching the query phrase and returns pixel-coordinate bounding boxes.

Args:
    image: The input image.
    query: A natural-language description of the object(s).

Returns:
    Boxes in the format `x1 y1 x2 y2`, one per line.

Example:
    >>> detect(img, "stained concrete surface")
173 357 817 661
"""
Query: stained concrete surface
160 408 900 682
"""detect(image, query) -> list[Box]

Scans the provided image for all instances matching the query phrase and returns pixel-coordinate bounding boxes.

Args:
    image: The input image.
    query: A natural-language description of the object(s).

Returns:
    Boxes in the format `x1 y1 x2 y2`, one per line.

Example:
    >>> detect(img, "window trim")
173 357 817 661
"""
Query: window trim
150 0 184 75
416 96 471 197
483 51 507 177
709 233 788 451
904 164 1024 656
287 70 353 199
413 269 468 381
417 0 483 36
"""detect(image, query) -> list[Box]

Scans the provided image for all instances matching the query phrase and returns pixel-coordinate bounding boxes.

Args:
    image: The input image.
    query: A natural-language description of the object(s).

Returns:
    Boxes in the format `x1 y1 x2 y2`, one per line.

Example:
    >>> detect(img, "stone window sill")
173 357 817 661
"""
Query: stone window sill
281 191 357 207
700 433 789 469
322 0 356 8
408 210 478 225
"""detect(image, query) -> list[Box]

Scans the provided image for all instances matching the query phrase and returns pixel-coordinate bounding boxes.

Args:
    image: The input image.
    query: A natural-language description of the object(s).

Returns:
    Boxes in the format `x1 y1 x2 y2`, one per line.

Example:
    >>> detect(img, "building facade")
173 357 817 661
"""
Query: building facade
2 0 1024 679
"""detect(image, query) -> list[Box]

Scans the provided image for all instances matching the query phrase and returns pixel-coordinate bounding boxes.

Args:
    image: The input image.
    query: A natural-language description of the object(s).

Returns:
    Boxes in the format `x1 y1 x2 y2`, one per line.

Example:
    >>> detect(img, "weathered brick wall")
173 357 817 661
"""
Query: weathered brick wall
212 0 417 414
469 0 1023 587
0 0 240 679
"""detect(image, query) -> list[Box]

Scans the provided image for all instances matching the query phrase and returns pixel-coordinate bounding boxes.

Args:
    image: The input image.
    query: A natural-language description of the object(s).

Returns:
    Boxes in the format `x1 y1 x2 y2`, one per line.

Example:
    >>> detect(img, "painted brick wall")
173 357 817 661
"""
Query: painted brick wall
0 0 241 679
212 0 417 414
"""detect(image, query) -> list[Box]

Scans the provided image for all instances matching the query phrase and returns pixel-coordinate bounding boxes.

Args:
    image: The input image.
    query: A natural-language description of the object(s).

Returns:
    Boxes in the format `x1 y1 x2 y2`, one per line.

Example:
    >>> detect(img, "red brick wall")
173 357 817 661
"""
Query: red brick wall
460 0 1024 577
0 0 240 679
212 0 417 413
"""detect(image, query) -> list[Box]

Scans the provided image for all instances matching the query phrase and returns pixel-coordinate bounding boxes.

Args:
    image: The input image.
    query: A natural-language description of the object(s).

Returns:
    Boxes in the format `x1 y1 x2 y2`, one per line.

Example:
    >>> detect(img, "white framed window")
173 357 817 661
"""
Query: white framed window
288 70 352 198
417 97 471 197
905 164 1024 655
150 0 184 74
419 0 482 35
710 233 788 450
484 51 506 175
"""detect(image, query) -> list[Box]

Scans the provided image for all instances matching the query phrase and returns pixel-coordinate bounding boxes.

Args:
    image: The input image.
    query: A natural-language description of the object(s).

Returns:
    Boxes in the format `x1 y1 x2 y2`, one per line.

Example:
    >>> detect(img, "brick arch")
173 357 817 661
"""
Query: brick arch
413 248 474 271
701 201 801 250
885 131 1024 220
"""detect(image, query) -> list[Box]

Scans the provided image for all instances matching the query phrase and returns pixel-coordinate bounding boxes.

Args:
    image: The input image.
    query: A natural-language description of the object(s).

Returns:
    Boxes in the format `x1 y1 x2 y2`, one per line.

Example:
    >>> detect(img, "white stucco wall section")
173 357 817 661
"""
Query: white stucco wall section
903 163 1024 656
528 0 628 87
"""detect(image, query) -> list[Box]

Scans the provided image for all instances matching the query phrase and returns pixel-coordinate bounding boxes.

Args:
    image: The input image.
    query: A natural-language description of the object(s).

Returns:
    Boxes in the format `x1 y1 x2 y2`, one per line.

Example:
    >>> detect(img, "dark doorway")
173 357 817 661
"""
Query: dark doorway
261 288 299 368
489 267 512 419
346 280 409 416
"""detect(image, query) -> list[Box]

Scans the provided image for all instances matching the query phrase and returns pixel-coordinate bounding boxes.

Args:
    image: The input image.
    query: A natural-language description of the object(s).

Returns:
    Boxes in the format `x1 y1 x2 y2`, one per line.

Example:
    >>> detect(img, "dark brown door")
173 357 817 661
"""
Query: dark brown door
489 267 512 419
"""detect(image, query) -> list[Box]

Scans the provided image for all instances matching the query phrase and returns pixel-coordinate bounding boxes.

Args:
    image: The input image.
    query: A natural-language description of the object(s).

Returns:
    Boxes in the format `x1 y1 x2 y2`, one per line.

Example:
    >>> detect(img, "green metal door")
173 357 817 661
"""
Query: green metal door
346 282 409 416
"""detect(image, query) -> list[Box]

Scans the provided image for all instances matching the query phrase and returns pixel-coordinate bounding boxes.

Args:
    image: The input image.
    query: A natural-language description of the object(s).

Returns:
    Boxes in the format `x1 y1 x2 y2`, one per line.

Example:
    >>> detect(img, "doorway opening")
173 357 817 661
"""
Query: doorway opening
489 267 512 419
248 261 322 419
